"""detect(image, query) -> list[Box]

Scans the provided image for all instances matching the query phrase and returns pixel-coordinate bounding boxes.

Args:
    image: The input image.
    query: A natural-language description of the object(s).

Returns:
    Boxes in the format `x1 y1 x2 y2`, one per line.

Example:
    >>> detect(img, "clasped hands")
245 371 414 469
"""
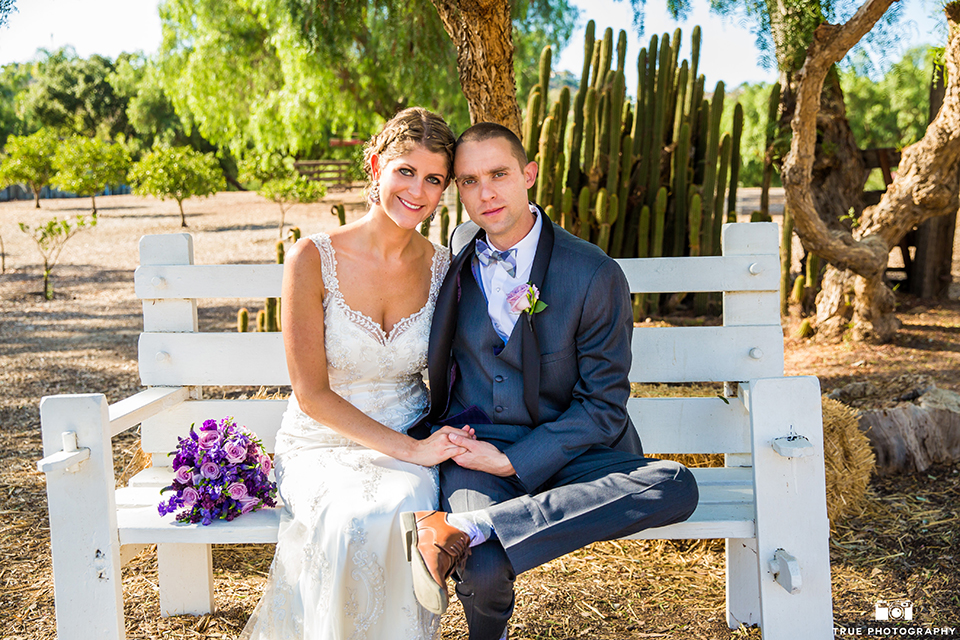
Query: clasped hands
423 426 514 477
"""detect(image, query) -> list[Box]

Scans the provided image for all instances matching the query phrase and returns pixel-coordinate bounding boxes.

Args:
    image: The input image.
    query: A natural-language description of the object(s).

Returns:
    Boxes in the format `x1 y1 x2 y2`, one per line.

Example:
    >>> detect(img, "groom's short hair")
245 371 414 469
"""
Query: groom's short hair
456 122 529 171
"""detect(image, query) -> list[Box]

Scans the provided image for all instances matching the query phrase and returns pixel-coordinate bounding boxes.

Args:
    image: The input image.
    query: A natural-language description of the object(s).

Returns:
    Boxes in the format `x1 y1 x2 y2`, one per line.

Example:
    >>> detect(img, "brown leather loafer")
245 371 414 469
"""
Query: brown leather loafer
401 510 470 614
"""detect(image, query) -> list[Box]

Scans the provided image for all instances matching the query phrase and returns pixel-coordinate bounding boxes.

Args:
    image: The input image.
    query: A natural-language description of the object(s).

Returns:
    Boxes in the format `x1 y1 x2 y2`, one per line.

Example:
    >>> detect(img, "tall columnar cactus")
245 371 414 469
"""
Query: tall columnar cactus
781 204 795 315
728 103 743 223
276 240 285 264
332 203 346 226
256 309 267 332
577 186 591 241
522 22 743 315
440 206 450 247
238 307 249 333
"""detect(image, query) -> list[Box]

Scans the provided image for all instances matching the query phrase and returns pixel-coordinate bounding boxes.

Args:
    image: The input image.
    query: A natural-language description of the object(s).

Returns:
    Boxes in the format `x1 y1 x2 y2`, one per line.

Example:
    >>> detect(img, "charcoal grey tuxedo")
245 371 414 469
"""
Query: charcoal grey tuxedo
421 207 699 639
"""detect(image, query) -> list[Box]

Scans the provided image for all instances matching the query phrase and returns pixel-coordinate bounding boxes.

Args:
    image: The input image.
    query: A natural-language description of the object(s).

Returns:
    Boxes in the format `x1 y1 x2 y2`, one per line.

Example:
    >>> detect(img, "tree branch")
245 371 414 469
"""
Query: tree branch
780 0 895 278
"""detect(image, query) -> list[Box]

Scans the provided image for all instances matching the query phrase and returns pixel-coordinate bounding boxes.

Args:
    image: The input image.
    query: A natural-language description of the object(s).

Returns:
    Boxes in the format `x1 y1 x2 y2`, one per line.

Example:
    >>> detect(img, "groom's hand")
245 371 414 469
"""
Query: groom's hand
449 434 516 477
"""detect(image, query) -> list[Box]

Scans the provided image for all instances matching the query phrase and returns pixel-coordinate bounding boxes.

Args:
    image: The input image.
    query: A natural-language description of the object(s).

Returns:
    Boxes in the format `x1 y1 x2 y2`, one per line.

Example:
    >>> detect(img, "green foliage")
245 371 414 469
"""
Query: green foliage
724 46 934 188
722 82 782 188
107 52 195 153
841 46 931 149
0 0 16 27
128 145 224 227
159 0 579 158
18 213 97 300
259 174 325 236
52 136 129 213
0 62 33 145
0 128 58 207
21 48 132 140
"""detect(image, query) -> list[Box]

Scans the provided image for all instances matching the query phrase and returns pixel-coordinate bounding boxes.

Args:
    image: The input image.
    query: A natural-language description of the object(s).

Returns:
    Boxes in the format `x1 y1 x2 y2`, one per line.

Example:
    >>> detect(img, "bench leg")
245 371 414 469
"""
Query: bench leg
726 537 761 629
40 394 125 640
745 377 833 639
158 543 216 616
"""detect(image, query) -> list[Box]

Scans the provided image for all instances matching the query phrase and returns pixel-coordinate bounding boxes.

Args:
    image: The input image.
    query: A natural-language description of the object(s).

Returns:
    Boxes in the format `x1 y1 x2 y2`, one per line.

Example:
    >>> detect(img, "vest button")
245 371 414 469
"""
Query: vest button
495 375 504 383
495 406 504 413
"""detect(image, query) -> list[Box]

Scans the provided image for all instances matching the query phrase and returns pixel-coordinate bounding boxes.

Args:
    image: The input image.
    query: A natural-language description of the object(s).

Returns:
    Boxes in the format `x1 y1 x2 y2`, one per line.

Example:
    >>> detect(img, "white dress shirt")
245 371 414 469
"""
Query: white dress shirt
477 204 543 342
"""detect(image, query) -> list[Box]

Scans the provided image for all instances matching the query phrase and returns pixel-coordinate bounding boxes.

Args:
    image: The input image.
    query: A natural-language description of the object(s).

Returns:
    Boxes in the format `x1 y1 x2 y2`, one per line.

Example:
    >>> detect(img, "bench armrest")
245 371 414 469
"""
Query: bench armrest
108 387 190 437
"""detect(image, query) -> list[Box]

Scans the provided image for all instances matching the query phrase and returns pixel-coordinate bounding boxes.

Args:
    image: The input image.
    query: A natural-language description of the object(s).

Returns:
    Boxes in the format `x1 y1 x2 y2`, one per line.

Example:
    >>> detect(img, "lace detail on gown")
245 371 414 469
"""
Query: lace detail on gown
241 231 449 640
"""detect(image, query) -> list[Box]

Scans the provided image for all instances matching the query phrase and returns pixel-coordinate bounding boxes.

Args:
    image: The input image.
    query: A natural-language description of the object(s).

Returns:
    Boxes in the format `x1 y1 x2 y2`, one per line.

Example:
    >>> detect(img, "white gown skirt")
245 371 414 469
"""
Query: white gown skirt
240 404 440 640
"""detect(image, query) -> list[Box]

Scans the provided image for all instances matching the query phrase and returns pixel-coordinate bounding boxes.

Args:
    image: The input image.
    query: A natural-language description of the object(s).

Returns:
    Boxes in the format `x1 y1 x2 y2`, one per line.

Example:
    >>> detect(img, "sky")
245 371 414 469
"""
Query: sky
0 0 946 90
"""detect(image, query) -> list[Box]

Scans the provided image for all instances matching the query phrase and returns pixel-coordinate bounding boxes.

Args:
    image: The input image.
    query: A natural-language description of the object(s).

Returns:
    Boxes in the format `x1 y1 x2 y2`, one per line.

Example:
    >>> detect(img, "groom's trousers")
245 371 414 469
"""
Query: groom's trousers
439 434 699 640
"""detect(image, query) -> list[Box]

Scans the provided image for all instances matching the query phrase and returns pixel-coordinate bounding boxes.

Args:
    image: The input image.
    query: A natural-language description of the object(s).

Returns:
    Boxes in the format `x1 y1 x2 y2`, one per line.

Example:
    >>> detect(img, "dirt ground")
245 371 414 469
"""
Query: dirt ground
1 191 958 639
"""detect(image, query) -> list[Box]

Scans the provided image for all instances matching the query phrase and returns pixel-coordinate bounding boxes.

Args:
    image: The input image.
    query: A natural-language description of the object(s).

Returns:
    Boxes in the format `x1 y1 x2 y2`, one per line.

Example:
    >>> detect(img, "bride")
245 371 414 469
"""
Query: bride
241 108 470 640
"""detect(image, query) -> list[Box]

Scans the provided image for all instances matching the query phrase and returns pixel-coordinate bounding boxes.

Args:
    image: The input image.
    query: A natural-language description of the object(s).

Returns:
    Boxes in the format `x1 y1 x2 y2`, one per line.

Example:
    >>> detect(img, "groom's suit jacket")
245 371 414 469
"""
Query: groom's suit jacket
420 205 643 492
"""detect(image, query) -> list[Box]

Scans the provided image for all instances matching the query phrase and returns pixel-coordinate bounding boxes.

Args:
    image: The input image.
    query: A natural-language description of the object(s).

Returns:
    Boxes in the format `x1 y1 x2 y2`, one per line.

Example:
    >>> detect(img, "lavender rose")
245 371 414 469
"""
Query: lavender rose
174 465 193 484
224 440 248 464
197 430 221 450
259 454 272 475
181 487 200 507
507 284 535 314
239 496 260 514
200 461 221 480
226 482 248 500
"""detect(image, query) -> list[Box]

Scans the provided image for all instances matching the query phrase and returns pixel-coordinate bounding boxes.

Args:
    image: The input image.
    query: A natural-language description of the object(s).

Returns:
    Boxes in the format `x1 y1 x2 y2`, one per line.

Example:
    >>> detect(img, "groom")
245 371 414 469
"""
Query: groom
406 123 699 639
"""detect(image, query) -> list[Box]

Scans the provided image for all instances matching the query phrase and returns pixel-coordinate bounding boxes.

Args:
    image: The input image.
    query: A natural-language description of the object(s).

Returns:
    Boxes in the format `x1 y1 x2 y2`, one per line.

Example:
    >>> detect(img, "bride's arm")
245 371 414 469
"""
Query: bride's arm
281 238 467 466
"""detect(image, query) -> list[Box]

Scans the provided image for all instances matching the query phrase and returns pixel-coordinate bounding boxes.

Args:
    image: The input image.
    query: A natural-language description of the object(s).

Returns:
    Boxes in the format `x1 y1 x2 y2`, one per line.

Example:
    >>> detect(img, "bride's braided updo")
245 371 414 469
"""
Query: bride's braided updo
363 107 456 205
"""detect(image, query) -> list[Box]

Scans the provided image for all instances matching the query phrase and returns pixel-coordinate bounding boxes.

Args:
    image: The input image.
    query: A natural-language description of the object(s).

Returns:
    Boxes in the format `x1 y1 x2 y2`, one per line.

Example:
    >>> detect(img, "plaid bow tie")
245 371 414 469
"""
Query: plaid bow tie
475 238 517 277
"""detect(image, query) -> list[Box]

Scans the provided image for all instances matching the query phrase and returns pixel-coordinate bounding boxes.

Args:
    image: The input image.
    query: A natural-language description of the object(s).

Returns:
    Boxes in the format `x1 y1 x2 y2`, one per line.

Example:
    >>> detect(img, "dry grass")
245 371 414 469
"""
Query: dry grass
2 191 959 638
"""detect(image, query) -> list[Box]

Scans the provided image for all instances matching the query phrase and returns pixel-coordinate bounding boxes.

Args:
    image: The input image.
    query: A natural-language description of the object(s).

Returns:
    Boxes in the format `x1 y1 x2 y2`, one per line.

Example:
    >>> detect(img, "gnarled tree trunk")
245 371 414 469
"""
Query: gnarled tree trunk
782 0 960 343
430 0 523 136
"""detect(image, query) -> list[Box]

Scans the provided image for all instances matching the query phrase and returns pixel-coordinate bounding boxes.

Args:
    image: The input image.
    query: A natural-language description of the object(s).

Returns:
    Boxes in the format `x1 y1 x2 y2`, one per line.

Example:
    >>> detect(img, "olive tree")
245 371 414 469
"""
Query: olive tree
19 213 97 300
51 136 129 214
128 145 224 227
0 128 58 208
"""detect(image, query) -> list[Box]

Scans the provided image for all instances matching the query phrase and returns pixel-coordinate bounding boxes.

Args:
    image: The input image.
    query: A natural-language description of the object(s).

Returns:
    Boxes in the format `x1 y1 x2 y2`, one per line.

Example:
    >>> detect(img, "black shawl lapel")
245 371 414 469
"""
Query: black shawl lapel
520 207 555 427
426 226 483 424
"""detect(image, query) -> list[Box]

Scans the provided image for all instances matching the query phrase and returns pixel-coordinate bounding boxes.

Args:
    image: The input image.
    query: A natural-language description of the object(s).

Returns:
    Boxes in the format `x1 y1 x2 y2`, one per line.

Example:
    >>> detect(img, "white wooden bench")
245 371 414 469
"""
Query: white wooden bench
37 222 833 639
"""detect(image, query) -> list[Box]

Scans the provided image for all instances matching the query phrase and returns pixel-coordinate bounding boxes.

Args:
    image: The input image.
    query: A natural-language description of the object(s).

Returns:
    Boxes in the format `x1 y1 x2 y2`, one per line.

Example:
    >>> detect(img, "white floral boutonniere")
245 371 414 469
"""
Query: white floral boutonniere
507 283 547 317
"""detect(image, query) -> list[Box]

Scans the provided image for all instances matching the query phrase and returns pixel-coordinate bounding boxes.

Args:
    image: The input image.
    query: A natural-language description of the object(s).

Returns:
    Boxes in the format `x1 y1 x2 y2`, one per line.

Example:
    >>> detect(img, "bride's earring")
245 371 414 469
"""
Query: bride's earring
369 181 380 205
429 208 438 222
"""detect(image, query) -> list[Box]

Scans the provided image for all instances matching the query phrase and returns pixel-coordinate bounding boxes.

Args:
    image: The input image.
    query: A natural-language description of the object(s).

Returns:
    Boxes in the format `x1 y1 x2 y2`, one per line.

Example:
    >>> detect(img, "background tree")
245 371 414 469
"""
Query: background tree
51 136 129 214
1 62 32 145
258 174 326 237
0 128 58 208
157 0 578 155
20 48 133 140
782 0 960 342
128 145 224 227
18 212 97 300
0 0 14 27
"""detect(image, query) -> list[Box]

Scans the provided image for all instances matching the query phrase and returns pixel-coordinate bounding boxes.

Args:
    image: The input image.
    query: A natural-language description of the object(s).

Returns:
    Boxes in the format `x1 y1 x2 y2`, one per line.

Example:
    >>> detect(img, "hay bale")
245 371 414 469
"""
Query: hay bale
821 396 876 524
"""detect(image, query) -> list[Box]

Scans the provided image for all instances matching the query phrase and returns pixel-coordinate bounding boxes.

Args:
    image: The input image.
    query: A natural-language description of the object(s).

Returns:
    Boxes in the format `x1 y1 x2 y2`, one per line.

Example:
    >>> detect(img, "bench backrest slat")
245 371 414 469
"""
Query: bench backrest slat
139 324 784 387
139 396 751 463
133 253 779 300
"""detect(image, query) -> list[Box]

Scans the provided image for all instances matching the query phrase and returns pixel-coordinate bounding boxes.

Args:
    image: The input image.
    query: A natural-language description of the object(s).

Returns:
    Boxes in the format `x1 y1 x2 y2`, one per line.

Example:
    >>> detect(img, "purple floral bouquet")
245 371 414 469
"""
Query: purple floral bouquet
158 417 278 525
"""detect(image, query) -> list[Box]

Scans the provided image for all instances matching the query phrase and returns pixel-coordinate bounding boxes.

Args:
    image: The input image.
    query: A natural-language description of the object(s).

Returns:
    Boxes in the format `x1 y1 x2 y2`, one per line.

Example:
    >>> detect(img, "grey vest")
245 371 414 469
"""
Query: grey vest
448 264 532 427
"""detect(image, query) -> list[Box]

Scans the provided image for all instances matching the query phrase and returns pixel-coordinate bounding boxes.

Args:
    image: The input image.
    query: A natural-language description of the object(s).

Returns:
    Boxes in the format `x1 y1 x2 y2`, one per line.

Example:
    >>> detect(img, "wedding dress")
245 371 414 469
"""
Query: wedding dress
241 231 450 640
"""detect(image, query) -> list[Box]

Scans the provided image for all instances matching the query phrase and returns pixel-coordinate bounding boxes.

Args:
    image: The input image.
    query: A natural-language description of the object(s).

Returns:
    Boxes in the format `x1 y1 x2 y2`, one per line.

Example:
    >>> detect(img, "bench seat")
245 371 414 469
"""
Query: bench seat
115 466 755 546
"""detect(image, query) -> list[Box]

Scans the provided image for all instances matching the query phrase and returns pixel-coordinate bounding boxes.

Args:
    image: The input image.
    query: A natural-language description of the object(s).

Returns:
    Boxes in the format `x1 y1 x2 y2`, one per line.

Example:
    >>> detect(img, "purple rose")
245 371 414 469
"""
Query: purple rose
239 496 260 514
181 487 200 507
174 465 193 484
259 454 272 475
200 419 218 431
226 482 248 500
224 440 247 464
507 284 533 314
200 461 221 480
198 430 221 450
